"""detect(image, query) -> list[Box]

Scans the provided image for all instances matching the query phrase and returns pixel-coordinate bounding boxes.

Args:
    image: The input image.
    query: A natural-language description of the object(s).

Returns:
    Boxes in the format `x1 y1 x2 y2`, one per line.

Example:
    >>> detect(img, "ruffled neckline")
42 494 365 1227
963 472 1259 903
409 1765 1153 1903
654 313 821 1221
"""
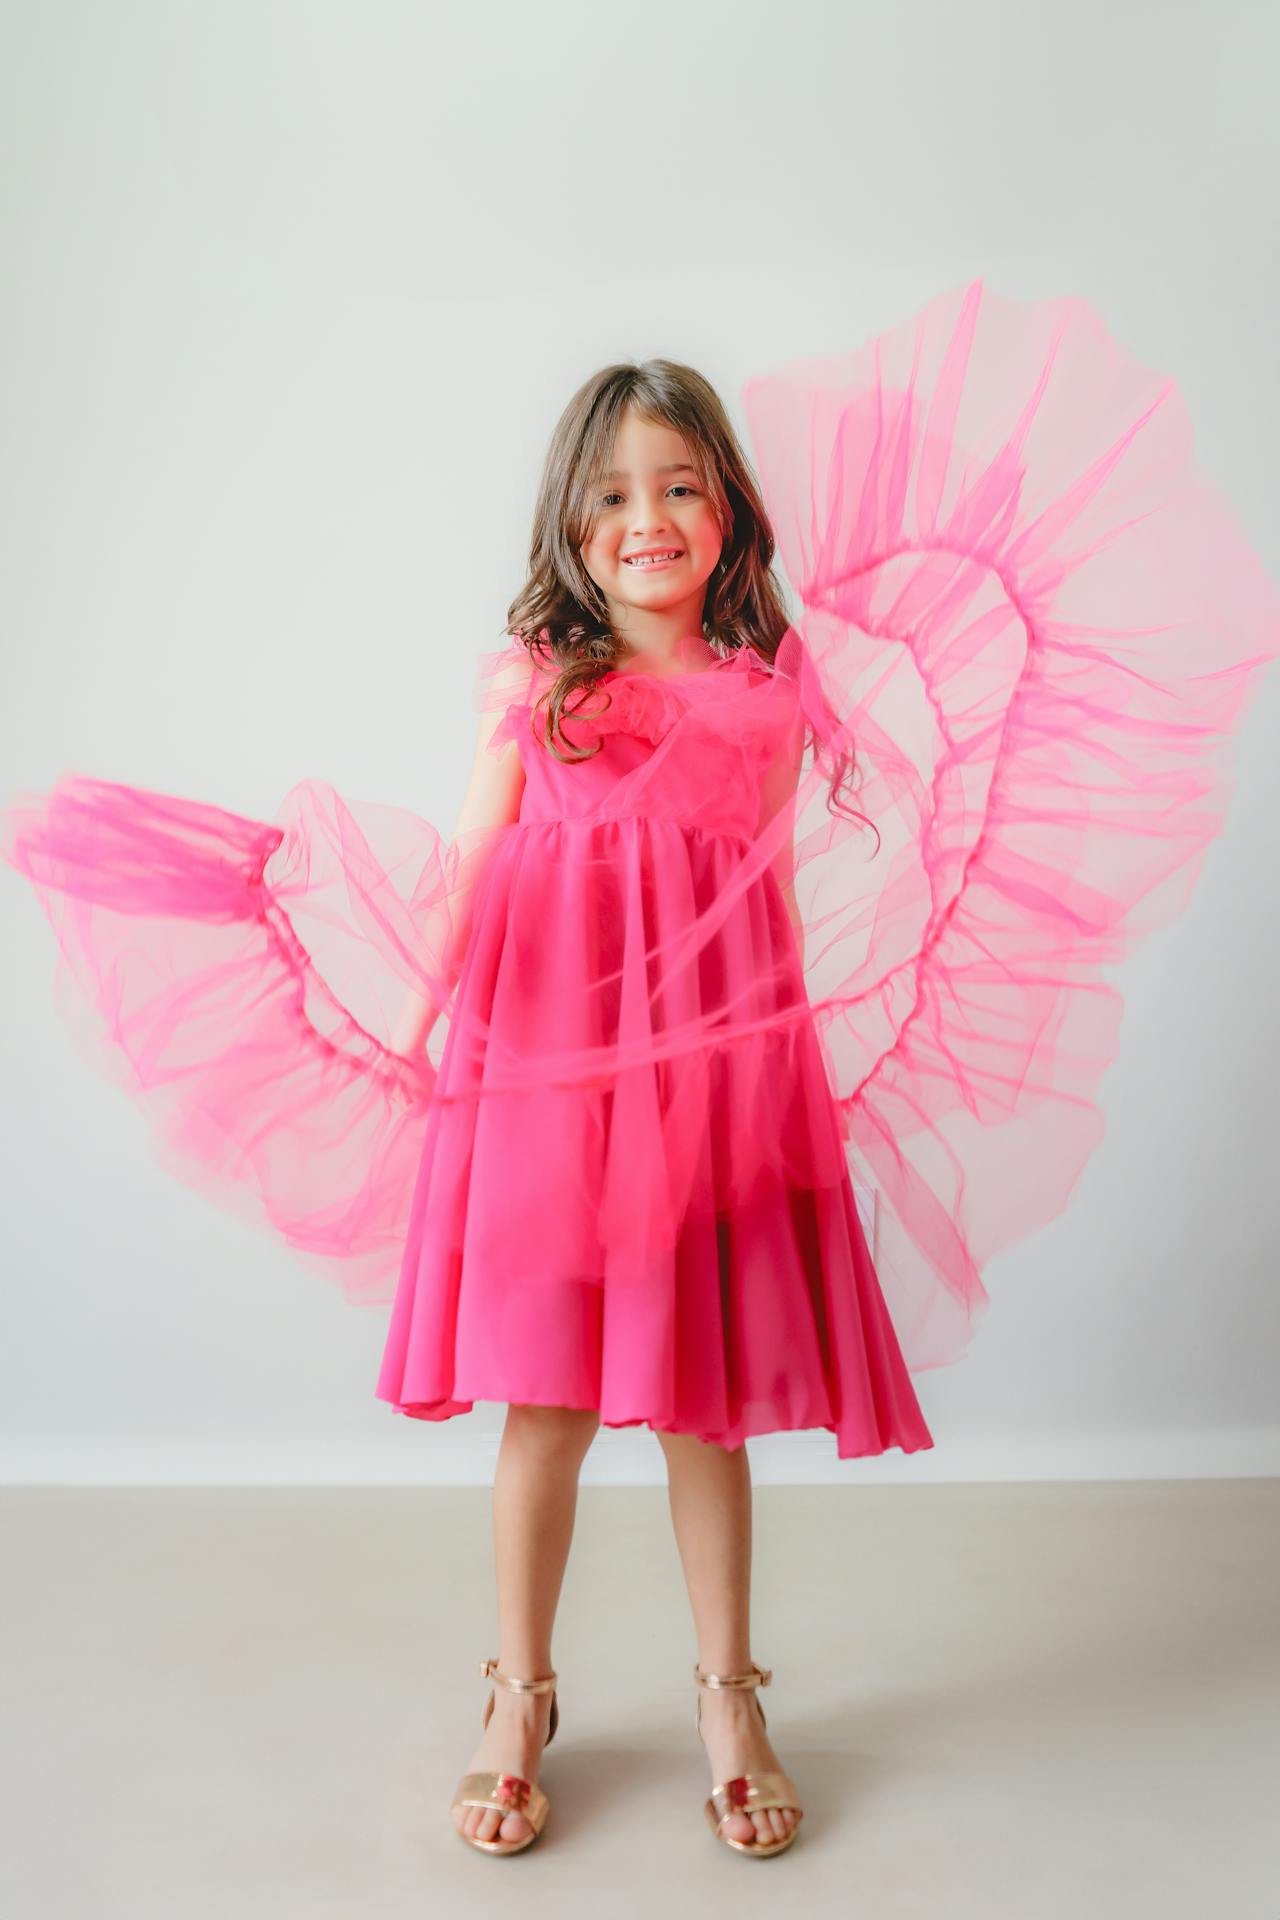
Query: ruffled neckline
562 645 769 746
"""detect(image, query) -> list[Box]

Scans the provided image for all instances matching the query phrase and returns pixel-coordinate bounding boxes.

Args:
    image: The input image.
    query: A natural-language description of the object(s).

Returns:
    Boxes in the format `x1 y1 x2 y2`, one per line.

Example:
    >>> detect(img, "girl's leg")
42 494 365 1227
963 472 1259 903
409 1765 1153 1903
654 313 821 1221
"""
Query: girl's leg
454 1403 600 1846
655 1430 802 1848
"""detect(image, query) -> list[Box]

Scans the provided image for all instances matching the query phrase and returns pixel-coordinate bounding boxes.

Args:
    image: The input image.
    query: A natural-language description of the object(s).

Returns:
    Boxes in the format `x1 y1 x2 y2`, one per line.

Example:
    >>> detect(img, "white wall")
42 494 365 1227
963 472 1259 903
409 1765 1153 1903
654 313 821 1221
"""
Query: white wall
2 0 1277 1485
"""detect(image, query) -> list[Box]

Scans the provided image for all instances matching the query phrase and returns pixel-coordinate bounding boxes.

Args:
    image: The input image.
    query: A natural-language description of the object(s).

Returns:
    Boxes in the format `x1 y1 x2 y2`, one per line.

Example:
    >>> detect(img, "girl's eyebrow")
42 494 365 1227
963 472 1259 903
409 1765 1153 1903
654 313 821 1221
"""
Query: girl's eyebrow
601 462 699 481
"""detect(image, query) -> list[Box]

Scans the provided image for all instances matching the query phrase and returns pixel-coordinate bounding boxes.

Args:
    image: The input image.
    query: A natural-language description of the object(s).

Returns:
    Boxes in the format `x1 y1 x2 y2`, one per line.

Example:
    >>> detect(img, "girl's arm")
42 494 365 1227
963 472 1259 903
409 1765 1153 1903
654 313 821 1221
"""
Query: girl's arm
388 659 528 1059
778 876 804 968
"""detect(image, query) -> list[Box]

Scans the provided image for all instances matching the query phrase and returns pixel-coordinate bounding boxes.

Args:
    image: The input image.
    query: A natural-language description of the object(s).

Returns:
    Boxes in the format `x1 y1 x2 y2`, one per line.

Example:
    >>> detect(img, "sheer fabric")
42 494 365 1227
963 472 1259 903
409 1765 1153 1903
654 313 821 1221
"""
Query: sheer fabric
4 279 1277 1395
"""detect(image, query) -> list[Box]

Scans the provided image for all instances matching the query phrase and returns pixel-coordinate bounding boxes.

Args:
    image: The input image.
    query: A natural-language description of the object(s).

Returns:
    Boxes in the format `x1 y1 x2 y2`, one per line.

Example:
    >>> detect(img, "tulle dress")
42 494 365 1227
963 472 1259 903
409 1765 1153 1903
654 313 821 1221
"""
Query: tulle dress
374 630 933 1454
4 279 1277 1459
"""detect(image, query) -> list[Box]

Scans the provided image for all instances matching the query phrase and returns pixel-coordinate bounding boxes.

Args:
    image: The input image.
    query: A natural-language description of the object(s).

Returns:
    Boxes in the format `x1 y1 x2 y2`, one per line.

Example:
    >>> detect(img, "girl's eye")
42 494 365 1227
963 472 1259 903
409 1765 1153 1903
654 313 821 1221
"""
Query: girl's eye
597 484 698 508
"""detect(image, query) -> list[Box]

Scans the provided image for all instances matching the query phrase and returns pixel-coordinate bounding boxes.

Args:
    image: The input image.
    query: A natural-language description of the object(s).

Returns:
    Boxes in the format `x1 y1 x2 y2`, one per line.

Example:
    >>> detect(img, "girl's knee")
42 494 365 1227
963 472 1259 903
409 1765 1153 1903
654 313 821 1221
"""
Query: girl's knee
656 1426 748 1468
504 1402 600 1458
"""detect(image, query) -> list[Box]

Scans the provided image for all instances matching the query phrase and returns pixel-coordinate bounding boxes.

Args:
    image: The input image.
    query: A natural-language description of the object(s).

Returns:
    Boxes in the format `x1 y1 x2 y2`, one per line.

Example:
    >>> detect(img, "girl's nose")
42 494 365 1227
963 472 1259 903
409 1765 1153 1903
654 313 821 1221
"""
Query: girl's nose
631 501 674 535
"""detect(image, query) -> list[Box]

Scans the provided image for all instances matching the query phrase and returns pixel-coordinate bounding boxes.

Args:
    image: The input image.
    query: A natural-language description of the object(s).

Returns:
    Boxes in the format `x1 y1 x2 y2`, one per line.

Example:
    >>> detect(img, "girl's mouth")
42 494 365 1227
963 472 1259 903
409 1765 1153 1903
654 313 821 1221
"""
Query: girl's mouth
622 551 684 570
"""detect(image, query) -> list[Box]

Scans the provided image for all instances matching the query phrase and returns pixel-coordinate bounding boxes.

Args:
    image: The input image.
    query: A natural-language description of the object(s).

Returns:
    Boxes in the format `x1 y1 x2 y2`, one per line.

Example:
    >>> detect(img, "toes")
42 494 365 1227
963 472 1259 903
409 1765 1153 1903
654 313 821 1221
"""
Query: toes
723 1807 801 1847
749 1808 795 1845
455 1802 532 1847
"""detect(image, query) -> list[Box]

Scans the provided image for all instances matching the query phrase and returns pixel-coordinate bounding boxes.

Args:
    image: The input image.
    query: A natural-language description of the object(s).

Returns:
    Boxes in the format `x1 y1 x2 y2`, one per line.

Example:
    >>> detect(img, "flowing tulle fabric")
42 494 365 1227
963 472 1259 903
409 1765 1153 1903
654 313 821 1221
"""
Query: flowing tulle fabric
1 778 452 1299
4 278 1278 1432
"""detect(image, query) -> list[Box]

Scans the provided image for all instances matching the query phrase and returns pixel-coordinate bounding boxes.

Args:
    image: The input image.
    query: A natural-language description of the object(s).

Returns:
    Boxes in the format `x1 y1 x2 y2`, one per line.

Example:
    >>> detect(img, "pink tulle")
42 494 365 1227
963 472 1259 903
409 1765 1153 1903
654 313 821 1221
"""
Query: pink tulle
4 278 1277 1454
1 777 455 1298
743 280 1279 1365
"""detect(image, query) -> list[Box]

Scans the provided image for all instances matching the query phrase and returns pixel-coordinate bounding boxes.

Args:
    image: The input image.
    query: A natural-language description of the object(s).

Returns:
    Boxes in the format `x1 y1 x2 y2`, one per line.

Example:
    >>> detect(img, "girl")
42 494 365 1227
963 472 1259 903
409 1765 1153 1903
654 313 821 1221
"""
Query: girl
5 280 1276 1863
377 368 935 1856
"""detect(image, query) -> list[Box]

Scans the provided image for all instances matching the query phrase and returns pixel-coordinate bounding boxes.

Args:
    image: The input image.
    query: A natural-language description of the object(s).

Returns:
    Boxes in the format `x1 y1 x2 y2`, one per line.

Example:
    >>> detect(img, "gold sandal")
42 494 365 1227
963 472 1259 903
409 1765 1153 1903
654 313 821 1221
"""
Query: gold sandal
695 1661 803 1857
451 1656 559 1856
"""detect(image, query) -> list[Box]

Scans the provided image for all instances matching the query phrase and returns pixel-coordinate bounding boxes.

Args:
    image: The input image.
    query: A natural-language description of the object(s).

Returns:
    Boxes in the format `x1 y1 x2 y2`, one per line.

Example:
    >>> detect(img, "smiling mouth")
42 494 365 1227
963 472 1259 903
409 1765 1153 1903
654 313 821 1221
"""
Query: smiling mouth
623 550 684 568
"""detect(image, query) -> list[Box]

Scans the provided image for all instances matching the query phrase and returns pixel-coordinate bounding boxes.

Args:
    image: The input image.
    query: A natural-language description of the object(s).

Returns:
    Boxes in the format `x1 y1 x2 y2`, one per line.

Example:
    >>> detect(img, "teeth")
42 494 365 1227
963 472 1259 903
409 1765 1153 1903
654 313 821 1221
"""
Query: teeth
625 552 681 567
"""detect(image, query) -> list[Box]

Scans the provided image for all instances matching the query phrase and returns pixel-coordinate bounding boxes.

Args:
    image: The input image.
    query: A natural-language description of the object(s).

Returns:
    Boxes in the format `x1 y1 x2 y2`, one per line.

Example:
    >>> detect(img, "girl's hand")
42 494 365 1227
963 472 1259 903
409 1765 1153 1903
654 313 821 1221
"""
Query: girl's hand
386 1043 433 1113
387 1076 418 1113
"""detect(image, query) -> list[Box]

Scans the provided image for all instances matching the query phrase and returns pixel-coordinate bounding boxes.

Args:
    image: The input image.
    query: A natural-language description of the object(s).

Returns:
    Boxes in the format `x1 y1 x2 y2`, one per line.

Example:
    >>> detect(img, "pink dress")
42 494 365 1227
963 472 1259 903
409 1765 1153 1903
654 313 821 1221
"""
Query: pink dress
373 635 934 1455
4 278 1277 1457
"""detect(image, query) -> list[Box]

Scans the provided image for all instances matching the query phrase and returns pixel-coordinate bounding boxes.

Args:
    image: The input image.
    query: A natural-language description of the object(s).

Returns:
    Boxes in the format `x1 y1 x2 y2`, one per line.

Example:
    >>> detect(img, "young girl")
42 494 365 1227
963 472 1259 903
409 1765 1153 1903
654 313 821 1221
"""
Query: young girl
376 369 934 1856
4 280 1276 1863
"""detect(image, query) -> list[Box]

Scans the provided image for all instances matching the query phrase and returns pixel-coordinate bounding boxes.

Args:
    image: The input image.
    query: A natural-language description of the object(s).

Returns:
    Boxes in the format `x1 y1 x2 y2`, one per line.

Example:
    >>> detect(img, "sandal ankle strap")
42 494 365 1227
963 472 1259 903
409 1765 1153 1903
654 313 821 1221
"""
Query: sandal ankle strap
693 1661 773 1690
479 1656 558 1694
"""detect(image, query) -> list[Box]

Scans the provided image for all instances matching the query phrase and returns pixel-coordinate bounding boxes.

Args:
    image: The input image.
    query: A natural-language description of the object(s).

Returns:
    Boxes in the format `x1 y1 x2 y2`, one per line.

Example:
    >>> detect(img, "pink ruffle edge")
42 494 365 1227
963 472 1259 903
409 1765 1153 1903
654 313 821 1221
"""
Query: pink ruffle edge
3 278 1277 1375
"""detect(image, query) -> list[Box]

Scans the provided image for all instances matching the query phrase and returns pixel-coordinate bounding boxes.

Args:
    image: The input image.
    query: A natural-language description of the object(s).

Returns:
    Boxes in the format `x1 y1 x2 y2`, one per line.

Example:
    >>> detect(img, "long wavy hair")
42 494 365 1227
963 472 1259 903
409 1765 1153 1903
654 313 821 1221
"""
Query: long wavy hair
505 356 874 841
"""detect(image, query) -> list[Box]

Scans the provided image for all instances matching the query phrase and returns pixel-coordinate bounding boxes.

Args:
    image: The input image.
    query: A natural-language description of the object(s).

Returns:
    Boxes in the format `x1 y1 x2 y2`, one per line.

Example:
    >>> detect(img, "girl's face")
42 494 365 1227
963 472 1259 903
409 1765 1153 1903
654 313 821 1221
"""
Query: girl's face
579 407 725 635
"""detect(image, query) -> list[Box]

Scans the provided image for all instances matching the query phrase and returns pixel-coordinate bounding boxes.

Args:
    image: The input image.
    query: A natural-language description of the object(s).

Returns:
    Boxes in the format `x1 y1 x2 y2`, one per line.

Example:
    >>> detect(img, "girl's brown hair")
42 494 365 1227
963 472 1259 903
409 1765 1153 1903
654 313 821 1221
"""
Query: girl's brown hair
505 356 874 840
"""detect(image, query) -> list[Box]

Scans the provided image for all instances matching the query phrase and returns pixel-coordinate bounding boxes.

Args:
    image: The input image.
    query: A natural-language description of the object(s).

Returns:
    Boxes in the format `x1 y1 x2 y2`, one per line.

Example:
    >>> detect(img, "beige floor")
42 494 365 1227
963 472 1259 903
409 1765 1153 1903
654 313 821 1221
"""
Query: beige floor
2 1478 1275 1918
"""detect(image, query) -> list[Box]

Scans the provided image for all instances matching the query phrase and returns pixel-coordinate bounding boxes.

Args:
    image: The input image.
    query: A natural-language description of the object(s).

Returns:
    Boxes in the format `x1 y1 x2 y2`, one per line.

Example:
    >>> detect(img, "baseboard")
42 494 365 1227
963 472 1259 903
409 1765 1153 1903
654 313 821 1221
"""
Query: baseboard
1 1426 1278 1487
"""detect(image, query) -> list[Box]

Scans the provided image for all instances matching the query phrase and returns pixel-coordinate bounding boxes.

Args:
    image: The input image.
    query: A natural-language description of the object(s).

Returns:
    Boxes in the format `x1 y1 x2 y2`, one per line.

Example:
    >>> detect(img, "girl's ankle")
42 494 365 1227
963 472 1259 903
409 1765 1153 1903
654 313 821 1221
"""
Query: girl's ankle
487 1686 553 1722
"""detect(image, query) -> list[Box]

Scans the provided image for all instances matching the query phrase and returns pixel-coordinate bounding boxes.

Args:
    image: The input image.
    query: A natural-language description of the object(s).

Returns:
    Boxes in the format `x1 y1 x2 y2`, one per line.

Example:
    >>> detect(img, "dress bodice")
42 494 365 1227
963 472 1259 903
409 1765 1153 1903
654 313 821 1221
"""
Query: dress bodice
493 647 794 845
